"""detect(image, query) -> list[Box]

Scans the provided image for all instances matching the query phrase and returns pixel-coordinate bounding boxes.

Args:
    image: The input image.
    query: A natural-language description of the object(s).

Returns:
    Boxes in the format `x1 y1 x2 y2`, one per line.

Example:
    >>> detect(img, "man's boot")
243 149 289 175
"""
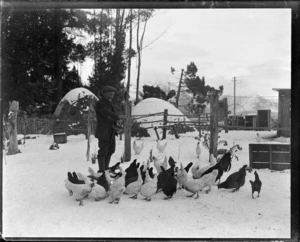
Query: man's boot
105 156 111 170
97 156 106 172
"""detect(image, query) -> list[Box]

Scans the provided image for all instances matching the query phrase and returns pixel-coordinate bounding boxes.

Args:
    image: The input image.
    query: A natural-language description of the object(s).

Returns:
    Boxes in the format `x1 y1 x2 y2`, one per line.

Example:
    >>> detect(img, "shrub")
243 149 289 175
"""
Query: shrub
131 122 150 138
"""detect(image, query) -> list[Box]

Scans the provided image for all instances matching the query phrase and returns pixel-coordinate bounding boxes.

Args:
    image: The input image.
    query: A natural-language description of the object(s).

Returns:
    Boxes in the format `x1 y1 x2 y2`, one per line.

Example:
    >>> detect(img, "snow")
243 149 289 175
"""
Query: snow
60 87 98 105
2 130 290 239
132 98 194 130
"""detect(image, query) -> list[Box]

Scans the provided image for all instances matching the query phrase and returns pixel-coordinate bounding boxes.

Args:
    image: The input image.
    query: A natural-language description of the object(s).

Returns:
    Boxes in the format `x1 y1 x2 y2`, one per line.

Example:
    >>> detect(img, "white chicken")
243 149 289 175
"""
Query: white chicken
196 141 201 158
108 167 126 204
191 163 201 178
153 151 168 173
178 165 218 198
125 167 143 199
140 173 159 201
89 183 108 201
176 163 189 188
156 140 167 154
133 140 145 155
80 171 108 201
256 133 262 142
64 178 94 206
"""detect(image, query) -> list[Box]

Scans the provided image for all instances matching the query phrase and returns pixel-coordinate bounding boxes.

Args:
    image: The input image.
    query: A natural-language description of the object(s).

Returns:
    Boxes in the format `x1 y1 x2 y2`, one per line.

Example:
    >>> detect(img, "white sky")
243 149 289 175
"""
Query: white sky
78 8 291 99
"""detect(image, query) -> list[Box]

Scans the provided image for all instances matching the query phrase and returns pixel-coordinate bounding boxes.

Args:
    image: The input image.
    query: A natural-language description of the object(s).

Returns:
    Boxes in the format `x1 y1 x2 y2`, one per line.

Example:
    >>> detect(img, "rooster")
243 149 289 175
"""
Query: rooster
218 165 250 192
200 145 242 183
196 141 201 158
249 170 262 199
133 140 145 155
156 140 167 154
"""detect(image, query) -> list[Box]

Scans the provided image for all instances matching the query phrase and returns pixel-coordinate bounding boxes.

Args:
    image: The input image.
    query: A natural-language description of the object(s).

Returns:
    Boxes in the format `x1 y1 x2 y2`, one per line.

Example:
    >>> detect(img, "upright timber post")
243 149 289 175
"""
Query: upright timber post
124 101 132 161
162 109 168 140
7 101 20 155
209 93 219 158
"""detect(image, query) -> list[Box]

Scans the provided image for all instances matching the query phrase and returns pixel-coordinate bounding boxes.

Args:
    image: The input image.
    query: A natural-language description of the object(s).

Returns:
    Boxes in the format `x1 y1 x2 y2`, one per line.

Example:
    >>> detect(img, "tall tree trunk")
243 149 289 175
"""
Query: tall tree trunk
126 9 133 100
135 11 141 104
54 10 63 104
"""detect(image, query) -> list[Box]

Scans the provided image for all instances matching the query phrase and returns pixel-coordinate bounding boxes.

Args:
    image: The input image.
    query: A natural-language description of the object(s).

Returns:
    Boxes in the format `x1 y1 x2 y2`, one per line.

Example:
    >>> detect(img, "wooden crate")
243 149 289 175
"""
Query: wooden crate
249 143 290 170
53 133 67 144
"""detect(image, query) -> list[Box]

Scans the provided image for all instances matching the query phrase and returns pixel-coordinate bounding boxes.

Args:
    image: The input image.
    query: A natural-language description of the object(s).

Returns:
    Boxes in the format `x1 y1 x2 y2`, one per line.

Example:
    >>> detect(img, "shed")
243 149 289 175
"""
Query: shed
272 88 291 137
245 114 257 128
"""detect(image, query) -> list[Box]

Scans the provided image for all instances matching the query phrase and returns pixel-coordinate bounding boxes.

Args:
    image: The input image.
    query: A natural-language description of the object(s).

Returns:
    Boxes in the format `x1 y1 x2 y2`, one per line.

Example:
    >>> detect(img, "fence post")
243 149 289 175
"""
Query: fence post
124 101 132 162
162 109 168 140
198 113 201 138
154 127 160 140
7 101 20 155
172 125 179 139
209 93 219 158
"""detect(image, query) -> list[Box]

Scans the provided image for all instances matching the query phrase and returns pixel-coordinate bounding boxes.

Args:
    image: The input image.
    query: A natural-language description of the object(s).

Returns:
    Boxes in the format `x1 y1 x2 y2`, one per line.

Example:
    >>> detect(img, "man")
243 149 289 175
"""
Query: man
94 86 124 173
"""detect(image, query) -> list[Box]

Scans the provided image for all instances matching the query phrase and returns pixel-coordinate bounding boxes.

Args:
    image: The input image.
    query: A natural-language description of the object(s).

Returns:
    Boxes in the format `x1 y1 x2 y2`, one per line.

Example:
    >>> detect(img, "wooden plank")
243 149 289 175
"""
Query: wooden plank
162 109 168 140
124 101 132 162
209 93 219 158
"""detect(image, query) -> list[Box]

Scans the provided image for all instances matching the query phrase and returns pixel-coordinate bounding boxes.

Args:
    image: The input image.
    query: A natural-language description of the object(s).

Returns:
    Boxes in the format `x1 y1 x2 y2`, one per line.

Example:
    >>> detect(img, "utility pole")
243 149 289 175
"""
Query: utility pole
233 76 237 126
176 69 184 108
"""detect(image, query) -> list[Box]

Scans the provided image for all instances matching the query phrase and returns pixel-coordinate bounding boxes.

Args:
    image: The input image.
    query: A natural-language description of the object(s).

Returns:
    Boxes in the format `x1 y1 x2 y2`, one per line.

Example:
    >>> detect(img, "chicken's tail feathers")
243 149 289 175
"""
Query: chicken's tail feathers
200 165 216 178
67 172 73 182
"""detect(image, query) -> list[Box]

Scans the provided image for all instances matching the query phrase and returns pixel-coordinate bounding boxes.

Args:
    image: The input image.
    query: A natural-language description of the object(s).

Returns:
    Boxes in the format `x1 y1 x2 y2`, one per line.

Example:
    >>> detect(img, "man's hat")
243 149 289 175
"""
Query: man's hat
102 86 117 93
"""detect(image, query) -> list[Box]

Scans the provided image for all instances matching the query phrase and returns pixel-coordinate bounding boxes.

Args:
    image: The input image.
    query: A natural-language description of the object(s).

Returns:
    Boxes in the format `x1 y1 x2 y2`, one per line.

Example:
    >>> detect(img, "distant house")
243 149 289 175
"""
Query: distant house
273 88 291 137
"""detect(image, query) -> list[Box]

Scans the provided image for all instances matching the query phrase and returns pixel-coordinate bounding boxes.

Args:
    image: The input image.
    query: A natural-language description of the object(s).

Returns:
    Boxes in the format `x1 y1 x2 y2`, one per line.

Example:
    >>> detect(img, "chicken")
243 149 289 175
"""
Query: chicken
64 179 94 206
133 140 145 155
89 183 108 201
176 163 189 188
256 133 262 142
193 154 218 179
108 167 126 204
125 160 140 187
140 173 159 201
156 140 167 154
196 141 201 158
200 150 239 183
249 170 262 199
218 165 249 192
125 166 143 199
159 165 177 199
153 152 168 173
179 165 218 198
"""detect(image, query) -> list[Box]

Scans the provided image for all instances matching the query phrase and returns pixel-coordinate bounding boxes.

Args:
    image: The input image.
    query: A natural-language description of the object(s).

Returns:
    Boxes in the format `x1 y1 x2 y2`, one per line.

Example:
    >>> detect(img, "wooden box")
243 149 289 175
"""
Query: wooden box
249 143 290 170
53 133 67 144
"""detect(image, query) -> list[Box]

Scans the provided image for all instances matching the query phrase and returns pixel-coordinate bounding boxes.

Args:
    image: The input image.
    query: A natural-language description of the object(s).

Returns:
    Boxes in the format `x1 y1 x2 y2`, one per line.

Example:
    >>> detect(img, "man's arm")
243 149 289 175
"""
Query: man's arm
95 101 120 121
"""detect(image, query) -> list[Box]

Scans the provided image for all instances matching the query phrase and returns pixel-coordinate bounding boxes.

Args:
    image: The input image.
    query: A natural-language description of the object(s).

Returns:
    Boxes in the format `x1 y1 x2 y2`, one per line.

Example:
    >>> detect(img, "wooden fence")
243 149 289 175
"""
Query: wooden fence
249 143 290 170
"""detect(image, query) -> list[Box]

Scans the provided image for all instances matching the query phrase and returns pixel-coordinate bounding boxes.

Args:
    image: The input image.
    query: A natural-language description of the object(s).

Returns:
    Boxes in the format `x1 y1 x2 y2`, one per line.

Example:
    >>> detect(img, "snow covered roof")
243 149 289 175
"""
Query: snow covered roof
60 87 98 105
53 87 98 117
132 98 192 128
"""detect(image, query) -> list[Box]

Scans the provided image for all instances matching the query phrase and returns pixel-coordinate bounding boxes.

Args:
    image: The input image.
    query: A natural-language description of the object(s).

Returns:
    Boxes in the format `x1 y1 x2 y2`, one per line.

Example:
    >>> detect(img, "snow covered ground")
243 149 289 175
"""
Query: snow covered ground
2 130 290 239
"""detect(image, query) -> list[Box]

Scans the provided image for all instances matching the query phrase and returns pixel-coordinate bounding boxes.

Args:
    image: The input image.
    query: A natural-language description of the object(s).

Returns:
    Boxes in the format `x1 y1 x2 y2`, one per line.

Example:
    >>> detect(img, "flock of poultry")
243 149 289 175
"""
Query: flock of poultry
64 139 262 206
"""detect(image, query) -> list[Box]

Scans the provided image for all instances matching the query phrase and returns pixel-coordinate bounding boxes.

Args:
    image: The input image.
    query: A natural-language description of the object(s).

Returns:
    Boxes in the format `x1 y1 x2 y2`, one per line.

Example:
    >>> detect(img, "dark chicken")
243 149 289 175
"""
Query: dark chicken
249 170 262 199
158 165 177 199
218 165 249 192
200 152 233 183
184 162 193 173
